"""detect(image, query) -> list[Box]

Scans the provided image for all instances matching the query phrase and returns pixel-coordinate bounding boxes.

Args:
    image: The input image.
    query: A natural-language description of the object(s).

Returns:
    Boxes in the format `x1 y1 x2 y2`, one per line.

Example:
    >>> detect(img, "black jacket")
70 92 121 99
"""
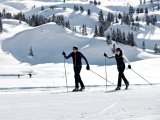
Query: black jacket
64 52 89 67
115 54 125 67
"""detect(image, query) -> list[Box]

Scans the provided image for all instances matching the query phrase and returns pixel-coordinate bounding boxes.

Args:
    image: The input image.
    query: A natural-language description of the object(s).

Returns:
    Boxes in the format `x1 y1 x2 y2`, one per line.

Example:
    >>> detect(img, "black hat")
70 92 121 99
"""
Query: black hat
116 48 123 56
73 46 78 50
116 48 121 51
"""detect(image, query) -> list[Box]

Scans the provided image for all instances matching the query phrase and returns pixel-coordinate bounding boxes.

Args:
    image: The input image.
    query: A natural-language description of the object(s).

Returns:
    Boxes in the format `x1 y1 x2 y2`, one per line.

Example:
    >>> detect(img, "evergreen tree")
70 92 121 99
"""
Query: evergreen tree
140 8 144 13
121 13 130 25
154 44 159 54
115 15 118 23
143 0 146 4
140 0 142 4
112 44 116 53
136 8 140 14
98 1 101 5
106 33 112 44
111 28 116 41
28 14 47 26
94 0 97 5
99 26 104 37
56 15 65 26
5 13 12 19
52 14 56 22
129 6 134 15
2 9 6 18
87 9 91 16
82 24 87 36
127 32 136 46
131 21 135 30
122 32 127 44
158 3 160 11
72 27 77 33
14 12 26 22
65 20 71 29
107 12 114 22
41 6 45 11
94 25 99 37
142 41 146 50
0 18 3 33
74 5 77 11
80 6 84 13
146 15 150 25
118 13 122 19
98 10 104 22
145 7 148 14
136 16 139 21
154 15 157 24
29 47 34 56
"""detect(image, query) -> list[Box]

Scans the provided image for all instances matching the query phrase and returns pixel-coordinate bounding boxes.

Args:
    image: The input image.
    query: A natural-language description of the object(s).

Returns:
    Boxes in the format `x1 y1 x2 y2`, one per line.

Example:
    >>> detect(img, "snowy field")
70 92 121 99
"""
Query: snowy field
0 0 160 119
0 85 160 120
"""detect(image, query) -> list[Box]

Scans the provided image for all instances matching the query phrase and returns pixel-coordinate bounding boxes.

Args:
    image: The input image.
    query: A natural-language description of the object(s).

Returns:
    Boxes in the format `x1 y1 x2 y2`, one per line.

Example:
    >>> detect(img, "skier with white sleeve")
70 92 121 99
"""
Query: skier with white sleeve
104 48 131 90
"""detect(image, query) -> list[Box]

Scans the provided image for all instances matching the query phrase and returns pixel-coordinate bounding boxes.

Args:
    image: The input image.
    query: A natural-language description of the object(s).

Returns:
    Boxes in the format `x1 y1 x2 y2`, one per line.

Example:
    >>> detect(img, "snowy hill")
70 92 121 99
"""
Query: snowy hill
0 0 159 82
1 20 159 65
0 0 160 119
0 0 159 85
0 0 160 65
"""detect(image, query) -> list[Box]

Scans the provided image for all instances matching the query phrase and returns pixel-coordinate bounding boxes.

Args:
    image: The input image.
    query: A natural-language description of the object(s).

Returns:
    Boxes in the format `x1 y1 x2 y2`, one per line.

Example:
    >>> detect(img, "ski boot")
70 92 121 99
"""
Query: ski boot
125 83 129 90
79 87 85 91
115 86 121 90
72 88 79 92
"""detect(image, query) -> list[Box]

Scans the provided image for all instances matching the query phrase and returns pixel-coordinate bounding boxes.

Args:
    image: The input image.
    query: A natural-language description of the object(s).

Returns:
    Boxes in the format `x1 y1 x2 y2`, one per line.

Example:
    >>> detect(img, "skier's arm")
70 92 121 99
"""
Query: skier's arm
104 53 115 59
64 53 72 59
123 55 130 65
107 56 115 59
123 55 131 69
81 53 89 65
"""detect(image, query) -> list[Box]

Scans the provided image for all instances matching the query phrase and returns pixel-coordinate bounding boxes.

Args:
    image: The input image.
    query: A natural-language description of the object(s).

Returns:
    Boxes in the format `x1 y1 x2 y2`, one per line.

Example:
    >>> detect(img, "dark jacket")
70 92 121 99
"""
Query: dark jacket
115 54 125 67
64 52 89 67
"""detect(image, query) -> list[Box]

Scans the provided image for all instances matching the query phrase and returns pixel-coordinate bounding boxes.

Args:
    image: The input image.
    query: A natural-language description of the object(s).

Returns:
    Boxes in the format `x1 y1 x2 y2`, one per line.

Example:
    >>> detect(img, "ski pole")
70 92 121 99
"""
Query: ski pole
90 70 114 85
63 56 69 92
104 56 108 91
131 69 152 85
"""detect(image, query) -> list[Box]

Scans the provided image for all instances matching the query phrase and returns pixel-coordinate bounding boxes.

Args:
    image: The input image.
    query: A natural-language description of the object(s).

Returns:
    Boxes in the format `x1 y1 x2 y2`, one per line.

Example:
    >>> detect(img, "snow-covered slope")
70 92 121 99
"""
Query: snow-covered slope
0 0 159 65
0 0 160 120
0 85 160 120
1 20 159 65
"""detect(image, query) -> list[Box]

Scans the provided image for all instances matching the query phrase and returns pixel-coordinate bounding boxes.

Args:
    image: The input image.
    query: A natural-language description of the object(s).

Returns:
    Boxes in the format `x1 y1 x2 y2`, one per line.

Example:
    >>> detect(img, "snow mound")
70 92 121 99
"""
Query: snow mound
2 21 159 65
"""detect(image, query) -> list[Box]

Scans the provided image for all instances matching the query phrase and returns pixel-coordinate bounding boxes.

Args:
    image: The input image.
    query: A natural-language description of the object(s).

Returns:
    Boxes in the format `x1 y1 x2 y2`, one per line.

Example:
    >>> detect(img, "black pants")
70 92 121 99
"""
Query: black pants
74 66 84 88
117 66 129 87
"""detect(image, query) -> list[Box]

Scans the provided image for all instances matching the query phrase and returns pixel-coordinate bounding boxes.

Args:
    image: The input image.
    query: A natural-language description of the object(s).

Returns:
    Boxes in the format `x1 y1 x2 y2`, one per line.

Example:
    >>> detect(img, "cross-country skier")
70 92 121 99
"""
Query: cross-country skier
104 48 131 90
62 46 90 92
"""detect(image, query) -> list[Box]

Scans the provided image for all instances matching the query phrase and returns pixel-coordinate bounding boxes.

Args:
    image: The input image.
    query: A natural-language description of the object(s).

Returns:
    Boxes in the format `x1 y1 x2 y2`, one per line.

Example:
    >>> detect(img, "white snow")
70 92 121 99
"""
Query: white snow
0 0 160 119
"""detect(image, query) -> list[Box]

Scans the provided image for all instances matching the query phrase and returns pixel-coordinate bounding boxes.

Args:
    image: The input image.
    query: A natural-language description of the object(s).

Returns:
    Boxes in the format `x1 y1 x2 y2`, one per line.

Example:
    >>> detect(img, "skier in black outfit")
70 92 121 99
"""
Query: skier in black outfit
62 46 90 92
104 48 131 90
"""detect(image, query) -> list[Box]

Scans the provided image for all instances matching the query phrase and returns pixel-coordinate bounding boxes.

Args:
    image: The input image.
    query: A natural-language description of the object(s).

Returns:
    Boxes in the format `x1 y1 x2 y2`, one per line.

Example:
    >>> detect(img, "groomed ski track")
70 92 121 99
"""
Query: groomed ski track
0 83 160 94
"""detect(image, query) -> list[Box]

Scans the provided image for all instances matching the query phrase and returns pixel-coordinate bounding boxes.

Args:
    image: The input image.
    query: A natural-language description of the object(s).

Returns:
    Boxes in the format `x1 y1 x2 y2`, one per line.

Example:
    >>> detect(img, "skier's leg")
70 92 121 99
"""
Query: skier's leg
76 66 85 88
121 67 129 89
74 67 79 89
117 68 123 87
115 68 123 90
122 73 129 85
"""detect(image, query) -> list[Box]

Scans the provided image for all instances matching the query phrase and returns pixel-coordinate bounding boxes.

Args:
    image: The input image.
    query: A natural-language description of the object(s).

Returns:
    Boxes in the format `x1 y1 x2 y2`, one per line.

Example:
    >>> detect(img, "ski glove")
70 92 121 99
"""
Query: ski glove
86 64 90 70
128 65 131 69
104 53 107 57
62 51 66 56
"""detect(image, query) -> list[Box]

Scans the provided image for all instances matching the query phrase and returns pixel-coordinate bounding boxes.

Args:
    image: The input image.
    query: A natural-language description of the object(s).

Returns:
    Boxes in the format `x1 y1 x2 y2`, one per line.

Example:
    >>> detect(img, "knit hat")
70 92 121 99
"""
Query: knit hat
116 48 121 51
73 46 78 50
116 48 123 56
